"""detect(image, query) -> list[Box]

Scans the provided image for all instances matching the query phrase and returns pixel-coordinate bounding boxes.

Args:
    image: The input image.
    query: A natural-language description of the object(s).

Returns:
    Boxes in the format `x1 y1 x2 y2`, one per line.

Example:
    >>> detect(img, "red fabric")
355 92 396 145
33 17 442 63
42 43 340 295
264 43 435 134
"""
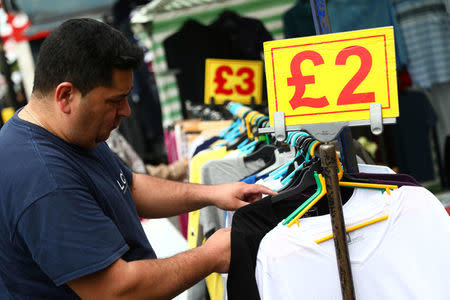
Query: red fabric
398 67 413 91
178 213 188 239
445 206 450 216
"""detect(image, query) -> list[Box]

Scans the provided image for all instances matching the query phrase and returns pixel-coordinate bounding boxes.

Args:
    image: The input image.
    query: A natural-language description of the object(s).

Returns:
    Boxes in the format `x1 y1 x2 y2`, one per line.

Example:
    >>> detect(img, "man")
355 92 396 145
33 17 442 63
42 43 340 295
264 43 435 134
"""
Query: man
0 18 275 299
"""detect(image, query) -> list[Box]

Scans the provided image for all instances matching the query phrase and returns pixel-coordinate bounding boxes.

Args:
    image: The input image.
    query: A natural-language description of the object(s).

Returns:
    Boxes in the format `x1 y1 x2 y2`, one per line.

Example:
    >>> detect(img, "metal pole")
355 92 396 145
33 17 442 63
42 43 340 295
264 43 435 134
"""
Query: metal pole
309 0 358 173
320 144 355 300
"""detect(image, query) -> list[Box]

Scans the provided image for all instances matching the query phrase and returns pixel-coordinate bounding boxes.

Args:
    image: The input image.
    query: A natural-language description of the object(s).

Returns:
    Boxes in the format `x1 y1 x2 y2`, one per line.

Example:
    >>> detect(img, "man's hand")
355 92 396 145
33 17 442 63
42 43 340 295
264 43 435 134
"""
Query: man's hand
131 173 277 219
69 229 233 299
211 182 277 211
202 227 231 273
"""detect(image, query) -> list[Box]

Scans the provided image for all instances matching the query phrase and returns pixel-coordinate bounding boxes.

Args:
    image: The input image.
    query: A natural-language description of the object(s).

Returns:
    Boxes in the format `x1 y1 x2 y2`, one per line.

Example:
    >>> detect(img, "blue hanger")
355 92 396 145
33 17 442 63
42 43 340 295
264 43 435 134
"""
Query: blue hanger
280 140 319 186
219 119 241 139
290 132 309 146
239 139 259 155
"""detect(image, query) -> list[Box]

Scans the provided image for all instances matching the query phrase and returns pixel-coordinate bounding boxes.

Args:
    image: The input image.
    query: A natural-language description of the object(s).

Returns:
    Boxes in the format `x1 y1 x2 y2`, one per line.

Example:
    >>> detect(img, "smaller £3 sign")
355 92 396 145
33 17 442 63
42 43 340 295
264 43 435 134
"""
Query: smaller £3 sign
264 26 399 126
204 58 263 105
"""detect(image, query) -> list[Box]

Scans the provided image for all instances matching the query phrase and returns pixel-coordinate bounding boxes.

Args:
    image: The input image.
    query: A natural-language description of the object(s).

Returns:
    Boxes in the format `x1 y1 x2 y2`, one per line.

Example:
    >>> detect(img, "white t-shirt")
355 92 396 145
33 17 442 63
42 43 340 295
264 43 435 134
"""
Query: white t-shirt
256 186 450 300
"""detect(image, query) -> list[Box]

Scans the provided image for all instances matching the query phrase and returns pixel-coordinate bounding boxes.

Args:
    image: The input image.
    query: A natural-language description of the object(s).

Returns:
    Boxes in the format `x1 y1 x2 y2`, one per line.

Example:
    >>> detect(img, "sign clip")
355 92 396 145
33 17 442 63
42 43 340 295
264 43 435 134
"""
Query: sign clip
369 103 383 135
274 111 286 142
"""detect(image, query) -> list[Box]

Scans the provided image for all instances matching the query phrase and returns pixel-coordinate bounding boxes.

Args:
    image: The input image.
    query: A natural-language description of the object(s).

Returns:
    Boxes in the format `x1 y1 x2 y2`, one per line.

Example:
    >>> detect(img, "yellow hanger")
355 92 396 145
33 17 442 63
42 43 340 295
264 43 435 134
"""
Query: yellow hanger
236 106 251 119
309 140 322 157
285 151 397 229
314 215 389 244
335 153 398 194
245 111 260 139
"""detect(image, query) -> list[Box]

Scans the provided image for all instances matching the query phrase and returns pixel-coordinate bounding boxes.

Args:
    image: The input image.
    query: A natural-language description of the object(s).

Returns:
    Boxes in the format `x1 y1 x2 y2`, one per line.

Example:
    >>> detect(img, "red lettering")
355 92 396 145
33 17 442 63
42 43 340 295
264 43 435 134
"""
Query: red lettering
235 67 255 95
214 65 233 95
287 50 329 109
336 46 375 105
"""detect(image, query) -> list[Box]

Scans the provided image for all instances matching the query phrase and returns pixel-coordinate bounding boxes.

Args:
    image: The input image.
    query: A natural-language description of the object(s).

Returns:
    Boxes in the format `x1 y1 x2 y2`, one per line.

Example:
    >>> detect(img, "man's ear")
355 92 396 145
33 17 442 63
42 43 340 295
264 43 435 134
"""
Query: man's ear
55 82 78 114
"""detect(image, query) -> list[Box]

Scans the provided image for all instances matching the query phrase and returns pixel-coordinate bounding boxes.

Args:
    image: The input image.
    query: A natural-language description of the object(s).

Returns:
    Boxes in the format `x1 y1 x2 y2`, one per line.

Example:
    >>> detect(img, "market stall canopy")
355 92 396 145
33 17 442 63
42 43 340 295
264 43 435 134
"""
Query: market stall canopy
130 0 296 127
1 0 116 36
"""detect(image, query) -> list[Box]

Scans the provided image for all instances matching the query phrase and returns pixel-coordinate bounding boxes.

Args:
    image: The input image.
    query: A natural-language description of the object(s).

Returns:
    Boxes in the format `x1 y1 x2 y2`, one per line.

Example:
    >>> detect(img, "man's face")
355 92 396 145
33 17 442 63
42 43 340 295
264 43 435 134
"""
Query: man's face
71 69 133 148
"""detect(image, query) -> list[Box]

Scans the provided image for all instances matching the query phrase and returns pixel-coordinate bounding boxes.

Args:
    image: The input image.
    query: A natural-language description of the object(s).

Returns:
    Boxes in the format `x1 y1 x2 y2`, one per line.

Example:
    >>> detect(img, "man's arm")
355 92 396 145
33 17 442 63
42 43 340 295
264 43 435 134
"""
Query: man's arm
131 173 276 218
68 227 230 300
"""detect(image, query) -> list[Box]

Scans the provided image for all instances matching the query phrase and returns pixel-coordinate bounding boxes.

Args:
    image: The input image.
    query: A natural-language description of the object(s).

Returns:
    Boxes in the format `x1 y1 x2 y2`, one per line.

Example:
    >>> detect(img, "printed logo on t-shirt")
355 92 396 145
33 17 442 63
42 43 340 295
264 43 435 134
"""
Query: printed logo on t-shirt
116 170 128 194
347 232 365 245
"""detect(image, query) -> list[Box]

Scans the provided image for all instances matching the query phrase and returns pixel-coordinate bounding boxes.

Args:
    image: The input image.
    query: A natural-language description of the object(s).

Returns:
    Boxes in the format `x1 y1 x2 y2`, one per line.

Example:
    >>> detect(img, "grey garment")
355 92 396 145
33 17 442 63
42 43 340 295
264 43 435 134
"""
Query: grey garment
201 156 267 185
199 156 267 235
106 129 148 174
428 82 450 155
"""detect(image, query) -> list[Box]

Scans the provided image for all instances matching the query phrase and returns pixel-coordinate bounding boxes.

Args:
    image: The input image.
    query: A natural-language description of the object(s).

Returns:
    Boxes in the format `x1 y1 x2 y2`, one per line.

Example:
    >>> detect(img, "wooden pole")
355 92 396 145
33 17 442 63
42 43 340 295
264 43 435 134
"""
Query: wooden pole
320 143 356 300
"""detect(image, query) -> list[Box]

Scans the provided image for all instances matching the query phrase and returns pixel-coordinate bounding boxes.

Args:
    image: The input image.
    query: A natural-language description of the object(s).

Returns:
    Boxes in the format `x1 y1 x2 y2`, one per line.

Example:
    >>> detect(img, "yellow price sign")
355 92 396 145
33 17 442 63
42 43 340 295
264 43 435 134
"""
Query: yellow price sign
264 26 399 126
204 58 263 105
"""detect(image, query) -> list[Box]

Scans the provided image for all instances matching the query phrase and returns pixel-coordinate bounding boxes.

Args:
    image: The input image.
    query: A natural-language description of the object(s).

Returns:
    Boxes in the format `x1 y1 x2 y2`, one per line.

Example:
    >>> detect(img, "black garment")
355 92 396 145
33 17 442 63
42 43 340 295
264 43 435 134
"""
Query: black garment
163 20 232 111
388 90 437 182
228 173 421 299
112 4 165 163
209 11 273 61
210 11 273 105
228 195 301 300
193 136 221 156
118 100 147 159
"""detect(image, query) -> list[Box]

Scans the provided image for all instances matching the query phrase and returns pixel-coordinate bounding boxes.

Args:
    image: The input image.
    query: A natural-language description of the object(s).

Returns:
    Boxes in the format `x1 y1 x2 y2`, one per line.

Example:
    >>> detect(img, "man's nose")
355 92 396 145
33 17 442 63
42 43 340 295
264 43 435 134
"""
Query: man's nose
118 98 131 118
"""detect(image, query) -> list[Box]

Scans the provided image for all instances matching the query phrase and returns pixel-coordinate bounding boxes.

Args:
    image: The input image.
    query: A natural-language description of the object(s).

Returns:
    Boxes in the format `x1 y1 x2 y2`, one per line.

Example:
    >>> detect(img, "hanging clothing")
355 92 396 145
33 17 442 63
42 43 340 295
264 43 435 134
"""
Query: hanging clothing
106 129 148 174
210 10 273 106
163 20 232 111
227 194 319 300
255 186 450 299
428 82 450 156
389 90 437 182
283 0 316 38
326 0 408 69
209 10 273 60
392 0 450 88
227 173 421 299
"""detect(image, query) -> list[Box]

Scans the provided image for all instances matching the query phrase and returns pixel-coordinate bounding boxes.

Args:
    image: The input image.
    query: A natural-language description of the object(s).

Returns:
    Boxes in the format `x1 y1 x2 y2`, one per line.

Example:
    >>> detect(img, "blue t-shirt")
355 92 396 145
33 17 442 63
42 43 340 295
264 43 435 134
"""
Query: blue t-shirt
0 112 156 299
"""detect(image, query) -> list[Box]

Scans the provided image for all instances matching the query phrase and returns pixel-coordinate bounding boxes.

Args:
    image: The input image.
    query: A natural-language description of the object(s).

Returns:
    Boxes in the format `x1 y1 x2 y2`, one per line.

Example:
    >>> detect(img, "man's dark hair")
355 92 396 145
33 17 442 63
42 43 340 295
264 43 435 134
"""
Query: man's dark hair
33 18 143 97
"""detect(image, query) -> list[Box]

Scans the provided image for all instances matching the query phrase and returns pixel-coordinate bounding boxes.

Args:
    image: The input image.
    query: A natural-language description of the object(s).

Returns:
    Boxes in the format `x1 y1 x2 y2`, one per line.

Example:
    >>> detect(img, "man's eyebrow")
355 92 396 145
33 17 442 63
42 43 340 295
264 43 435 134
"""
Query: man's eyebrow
111 88 133 99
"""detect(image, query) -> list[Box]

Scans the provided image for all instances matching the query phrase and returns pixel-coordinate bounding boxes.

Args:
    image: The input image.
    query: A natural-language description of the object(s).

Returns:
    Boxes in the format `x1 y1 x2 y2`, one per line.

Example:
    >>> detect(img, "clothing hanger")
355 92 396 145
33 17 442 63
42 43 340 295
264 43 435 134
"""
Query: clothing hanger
283 171 327 227
280 140 320 186
254 145 296 177
284 153 398 227
219 118 241 140
245 112 262 141
236 112 265 155
271 158 322 202
273 139 321 193
335 154 399 195
252 116 270 144
314 215 389 244
267 134 312 181
240 115 275 157
245 121 296 175
276 139 321 191
242 144 277 164
225 109 254 150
